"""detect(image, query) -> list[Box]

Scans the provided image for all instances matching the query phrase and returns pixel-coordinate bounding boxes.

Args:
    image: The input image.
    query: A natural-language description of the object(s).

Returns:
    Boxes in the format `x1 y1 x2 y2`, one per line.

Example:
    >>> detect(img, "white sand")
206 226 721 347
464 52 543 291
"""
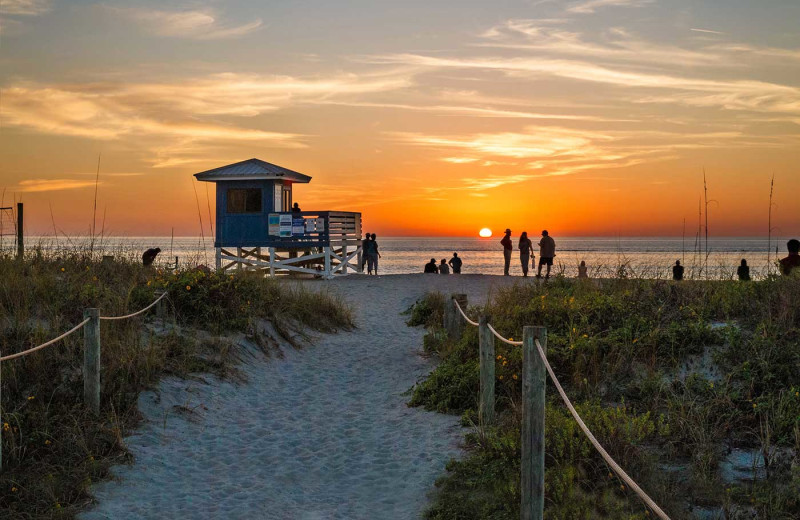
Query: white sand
80 274 526 520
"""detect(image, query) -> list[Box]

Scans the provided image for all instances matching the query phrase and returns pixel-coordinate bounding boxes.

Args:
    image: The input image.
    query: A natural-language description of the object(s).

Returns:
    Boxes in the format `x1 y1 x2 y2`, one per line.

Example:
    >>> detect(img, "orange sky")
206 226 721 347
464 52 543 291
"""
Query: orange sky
1 1 798 238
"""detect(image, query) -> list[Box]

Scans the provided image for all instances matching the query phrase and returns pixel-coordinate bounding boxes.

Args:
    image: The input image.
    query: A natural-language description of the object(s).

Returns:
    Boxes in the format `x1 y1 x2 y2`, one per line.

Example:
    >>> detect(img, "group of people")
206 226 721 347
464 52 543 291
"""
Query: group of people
672 238 800 280
501 229 557 278
424 253 462 274
361 233 382 275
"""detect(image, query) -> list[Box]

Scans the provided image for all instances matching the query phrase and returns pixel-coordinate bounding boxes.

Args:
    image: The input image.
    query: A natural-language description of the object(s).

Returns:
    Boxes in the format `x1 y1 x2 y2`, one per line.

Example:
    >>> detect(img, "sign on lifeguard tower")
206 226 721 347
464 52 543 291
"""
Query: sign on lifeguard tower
195 158 363 277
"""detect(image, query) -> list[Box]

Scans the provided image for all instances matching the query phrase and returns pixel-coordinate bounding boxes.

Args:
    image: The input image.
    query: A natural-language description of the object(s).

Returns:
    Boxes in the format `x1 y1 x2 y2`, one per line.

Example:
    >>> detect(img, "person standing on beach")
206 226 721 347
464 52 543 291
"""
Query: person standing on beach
519 231 533 277
737 259 751 281
536 230 556 279
578 260 588 278
780 239 800 275
672 260 684 281
361 233 371 271
367 233 381 275
501 229 513 276
448 252 462 274
439 259 450 274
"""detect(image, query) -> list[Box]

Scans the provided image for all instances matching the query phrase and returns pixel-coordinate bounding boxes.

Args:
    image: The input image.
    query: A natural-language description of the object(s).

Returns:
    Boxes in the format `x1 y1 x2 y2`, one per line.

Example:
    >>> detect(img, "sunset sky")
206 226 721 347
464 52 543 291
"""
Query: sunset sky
1 0 798 237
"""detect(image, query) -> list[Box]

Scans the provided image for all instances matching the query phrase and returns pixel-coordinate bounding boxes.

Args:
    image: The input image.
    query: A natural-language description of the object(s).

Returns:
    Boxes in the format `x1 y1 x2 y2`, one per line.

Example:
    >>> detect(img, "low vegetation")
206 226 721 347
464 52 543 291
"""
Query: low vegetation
408 277 800 519
0 248 353 519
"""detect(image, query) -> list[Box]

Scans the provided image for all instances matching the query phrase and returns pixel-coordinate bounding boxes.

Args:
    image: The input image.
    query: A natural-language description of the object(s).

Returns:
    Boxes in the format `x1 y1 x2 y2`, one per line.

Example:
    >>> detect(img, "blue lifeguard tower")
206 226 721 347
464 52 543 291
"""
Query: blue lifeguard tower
195 158 363 277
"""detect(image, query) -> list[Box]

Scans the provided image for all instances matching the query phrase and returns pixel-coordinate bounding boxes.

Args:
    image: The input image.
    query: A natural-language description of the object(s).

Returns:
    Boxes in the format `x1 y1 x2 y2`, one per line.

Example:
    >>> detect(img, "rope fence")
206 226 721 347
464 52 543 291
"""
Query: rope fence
0 291 169 471
451 296 670 520
99 291 169 321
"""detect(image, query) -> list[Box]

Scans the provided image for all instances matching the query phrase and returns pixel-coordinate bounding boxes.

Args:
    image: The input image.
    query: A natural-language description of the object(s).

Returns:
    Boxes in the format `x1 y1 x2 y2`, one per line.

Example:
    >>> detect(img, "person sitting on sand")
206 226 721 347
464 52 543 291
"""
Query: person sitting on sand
672 260 684 281
142 247 161 267
578 260 588 278
780 239 800 275
424 258 438 273
519 231 533 277
501 228 513 276
536 230 556 279
737 259 751 281
448 252 462 274
439 259 450 274
292 202 302 213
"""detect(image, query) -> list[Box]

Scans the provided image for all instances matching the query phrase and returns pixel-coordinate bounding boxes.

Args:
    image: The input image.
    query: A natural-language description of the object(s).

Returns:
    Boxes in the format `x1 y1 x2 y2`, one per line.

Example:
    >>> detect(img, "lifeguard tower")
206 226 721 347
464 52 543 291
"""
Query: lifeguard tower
195 158 363 277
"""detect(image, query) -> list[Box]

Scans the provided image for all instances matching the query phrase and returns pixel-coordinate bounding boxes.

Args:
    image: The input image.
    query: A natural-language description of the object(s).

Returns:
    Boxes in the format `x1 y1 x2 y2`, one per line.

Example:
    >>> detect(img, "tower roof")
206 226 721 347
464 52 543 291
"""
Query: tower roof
194 158 312 183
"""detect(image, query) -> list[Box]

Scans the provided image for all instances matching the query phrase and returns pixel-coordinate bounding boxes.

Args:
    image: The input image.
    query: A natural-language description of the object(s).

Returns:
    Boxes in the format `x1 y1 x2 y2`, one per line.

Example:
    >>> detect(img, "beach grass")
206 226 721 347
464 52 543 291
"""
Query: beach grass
0 248 353 519
408 276 800 519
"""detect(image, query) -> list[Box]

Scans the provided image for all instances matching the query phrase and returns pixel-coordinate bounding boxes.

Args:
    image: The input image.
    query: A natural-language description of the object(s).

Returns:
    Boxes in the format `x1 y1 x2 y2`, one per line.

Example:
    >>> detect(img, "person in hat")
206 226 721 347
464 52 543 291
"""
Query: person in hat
536 230 556 278
500 228 513 276
424 258 438 273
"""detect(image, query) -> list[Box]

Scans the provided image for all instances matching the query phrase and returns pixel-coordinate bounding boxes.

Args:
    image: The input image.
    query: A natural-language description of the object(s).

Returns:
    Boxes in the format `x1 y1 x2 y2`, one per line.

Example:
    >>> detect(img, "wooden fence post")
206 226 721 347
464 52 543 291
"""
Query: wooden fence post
155 290 166 322
83 308 101 415
479 315 495 425
445 294 468 340
521 326 547 520
16 202 23 261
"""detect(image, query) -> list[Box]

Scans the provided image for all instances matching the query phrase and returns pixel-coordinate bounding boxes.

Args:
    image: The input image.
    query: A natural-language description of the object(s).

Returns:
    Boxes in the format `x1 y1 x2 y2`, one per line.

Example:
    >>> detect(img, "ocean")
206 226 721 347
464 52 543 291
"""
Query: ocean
7 235 787 279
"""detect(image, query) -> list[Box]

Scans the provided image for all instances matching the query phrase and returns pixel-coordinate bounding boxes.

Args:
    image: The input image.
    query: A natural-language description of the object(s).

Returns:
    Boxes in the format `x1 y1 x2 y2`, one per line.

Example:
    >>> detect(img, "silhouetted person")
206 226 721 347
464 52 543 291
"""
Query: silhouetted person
578 260 588 278
292 202 301 213
519 231 533 277
537 230 556 279
142 247 161 267
448 252 462 274
424 258 438 273
367 233 381 275
501 228 512 276
780 239 800 275
439 259 450 274
672 260 684 281
737 259 750 281
361 232 371 271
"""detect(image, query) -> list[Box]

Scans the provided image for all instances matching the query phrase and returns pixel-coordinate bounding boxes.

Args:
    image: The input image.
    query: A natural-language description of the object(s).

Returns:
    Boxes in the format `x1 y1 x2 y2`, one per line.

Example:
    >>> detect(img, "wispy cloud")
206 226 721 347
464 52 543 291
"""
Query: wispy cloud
690 28 725 35
566 0 653 14
0 0 50 16
1 71 412 166
15 179 100 193
370 53 800 116
116 7 263 40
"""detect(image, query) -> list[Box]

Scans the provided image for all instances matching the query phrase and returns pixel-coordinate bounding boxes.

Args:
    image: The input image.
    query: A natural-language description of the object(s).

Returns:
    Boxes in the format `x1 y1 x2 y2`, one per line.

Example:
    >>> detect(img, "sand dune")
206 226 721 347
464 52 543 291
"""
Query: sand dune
81 274 525 520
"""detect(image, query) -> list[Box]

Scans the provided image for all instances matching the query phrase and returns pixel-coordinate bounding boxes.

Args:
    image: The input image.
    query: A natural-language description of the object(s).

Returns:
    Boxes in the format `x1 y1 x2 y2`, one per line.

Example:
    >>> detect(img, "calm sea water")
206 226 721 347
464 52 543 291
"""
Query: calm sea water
6 235 787 280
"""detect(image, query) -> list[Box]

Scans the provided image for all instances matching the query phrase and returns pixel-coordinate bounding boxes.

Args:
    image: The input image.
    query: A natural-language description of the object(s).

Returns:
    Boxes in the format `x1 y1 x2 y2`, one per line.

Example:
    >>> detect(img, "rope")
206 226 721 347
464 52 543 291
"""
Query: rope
0 292 167 362
486 323 523 345
0 318 90 362
452 298 479 326
533 337 670 520
449 296 670 518
100 291 167 321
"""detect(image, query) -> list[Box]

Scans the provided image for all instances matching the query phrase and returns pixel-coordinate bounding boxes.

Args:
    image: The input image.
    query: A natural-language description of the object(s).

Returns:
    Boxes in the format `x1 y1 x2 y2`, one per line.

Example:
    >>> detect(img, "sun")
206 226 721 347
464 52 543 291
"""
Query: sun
479 228 492 238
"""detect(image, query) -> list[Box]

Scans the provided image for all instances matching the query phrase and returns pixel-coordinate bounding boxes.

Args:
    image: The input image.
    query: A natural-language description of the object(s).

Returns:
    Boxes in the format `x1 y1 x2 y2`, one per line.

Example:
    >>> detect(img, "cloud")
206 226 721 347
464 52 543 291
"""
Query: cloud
477 20 724 67
566 0 653 14
117 7 262 40
15 179 100 193
0 0 50 16
690 28 725 35
0 71 412 167
370 53 800 116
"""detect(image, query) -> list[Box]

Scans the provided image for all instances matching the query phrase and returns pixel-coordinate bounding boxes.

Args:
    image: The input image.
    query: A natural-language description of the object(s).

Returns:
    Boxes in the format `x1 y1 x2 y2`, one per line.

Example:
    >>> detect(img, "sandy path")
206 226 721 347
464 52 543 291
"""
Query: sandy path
81 274 524 520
